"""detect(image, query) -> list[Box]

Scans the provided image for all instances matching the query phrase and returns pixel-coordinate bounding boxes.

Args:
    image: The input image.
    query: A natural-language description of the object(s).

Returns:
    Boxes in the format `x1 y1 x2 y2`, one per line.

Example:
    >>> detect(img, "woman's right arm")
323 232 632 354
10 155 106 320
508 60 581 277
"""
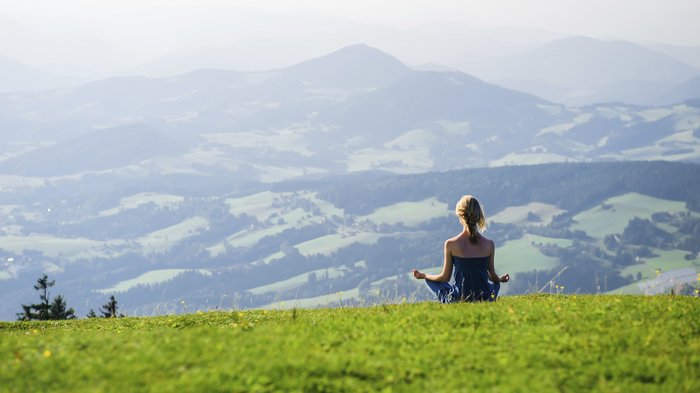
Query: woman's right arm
488 241 510 283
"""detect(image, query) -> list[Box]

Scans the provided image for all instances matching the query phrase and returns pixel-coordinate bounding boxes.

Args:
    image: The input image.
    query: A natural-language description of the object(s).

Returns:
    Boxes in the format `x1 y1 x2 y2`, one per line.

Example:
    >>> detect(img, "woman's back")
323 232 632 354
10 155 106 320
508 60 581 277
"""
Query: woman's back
447 232 493 259
451 255 493 301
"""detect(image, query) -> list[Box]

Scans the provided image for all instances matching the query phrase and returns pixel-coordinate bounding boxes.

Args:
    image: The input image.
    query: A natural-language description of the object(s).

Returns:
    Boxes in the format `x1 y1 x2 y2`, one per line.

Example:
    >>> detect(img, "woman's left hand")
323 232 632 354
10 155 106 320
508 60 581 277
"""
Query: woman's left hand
412 269 426 280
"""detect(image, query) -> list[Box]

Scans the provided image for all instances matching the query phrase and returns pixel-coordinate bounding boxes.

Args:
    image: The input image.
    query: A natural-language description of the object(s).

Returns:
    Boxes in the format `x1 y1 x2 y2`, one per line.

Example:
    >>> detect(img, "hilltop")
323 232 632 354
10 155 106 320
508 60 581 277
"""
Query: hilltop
1 295 698 392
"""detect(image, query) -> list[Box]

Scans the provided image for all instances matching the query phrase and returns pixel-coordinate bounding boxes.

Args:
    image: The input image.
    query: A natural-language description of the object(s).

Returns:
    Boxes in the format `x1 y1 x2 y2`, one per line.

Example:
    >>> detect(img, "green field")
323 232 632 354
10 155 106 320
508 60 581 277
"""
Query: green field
97 269 212 294
98 192 185 217
620 249 700 281
345 129 437 173
262 287 362 309
136 216 210 254
247 266 350 295
571 193 688 238
490 202 566 226
295 232 386 257
0 235 126 261
1 296 698 392
359 197 449 227
495 234 565 275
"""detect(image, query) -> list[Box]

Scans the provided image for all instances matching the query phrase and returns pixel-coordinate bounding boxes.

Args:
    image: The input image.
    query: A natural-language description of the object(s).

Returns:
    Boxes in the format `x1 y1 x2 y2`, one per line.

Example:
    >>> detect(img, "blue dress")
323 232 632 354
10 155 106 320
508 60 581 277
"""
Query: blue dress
424 255 500 303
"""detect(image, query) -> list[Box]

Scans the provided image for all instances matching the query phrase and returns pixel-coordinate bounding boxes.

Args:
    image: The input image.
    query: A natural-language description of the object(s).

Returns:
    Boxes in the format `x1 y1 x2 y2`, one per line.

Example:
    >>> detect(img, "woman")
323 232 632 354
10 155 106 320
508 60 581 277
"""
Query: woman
412 195 509 302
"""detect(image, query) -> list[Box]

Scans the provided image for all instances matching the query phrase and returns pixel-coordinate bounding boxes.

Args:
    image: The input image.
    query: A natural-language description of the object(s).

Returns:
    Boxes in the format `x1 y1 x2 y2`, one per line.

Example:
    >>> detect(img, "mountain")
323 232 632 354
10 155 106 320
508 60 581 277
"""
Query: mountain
472 36 700 106
412 63 460 72
0 43 699 183
0 125 183 176
646 43 700 69
0 55 77 93
316 70 550 154
0 14 131 81
276 44 413 88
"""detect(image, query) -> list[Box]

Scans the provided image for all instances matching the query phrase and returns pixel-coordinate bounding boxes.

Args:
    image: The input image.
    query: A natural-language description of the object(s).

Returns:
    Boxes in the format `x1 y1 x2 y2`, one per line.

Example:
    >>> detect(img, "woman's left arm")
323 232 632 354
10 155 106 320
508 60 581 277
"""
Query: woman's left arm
488 241 500 283
413 240 453 282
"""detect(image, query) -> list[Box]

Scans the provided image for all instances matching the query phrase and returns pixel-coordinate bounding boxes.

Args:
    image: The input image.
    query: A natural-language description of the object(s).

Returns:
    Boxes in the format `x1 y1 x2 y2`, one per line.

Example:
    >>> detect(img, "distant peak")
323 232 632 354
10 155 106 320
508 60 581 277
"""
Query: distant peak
279 43 412 87
312 43 405 64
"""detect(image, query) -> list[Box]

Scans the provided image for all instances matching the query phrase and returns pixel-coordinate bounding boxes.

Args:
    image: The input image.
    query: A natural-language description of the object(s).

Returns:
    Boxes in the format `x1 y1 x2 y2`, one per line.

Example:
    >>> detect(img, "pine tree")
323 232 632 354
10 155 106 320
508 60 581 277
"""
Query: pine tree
16 304 34 321
49 295 76 320
86 309 97 318
100 295 120 318
32 274 55 321
17 274 77 321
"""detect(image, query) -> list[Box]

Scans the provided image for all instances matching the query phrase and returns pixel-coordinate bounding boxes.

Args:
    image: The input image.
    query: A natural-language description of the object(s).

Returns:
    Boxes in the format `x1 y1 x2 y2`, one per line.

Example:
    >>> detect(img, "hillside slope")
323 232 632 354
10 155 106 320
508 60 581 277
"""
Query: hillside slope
1 296 698 392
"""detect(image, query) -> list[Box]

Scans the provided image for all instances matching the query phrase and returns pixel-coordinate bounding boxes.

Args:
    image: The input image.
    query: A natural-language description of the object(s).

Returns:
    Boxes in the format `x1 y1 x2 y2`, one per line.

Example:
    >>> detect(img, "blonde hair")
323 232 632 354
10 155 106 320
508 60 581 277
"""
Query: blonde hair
455 195 486 244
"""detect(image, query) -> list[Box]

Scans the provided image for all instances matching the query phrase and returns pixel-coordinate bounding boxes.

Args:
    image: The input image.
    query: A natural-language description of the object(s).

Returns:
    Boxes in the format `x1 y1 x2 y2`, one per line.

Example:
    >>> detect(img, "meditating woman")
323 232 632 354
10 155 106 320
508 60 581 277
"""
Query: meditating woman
412 195 509 302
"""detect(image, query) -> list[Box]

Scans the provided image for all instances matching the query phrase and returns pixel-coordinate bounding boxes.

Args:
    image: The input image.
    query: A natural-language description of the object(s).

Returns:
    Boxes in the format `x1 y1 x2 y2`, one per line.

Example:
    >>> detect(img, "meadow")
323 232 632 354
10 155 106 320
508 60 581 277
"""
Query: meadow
1 295 698 392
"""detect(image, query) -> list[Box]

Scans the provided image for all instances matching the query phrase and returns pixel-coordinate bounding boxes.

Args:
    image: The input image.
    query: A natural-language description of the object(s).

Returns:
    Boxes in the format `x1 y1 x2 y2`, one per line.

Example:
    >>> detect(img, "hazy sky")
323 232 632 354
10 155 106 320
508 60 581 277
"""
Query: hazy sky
1 0 698 46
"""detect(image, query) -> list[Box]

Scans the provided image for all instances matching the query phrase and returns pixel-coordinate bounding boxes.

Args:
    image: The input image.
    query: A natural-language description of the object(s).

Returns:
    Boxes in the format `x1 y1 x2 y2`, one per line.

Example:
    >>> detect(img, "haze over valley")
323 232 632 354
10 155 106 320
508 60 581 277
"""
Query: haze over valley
1 1 699 319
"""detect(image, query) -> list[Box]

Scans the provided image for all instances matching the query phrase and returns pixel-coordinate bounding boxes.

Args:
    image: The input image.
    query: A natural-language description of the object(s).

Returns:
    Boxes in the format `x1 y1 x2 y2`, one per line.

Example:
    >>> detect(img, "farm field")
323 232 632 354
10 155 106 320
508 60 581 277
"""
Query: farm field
97 269 213 294
1 295 698 392
571 192 689 238
494 234 564 276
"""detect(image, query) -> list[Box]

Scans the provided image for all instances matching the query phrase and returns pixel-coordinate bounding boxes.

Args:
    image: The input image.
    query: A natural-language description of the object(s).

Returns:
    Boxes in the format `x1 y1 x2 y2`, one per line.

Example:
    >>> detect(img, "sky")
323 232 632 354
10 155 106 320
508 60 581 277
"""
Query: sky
1 0 698 46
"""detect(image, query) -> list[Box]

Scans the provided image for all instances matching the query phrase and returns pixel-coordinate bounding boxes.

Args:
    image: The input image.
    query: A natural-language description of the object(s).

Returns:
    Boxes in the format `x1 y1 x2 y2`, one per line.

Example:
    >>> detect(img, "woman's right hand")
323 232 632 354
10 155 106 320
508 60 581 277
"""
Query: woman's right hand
412 269 426 280
499 273 510 283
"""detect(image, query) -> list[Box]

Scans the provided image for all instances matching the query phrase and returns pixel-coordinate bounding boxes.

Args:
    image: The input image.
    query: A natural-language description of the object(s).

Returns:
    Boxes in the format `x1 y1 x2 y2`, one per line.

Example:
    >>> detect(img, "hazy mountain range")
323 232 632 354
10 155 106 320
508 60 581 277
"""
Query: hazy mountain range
470 36 700 106
1 44 698 184
1 6 698 106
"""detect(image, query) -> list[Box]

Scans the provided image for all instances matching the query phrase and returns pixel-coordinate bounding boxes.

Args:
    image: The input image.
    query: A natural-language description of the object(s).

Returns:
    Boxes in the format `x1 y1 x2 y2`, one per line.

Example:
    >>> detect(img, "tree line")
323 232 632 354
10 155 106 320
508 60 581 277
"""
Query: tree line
17 274 123 321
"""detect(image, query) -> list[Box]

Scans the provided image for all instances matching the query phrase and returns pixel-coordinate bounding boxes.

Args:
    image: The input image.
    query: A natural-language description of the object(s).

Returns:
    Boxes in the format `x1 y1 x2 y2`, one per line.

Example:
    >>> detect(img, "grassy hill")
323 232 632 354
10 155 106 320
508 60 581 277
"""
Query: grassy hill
2 295 699 392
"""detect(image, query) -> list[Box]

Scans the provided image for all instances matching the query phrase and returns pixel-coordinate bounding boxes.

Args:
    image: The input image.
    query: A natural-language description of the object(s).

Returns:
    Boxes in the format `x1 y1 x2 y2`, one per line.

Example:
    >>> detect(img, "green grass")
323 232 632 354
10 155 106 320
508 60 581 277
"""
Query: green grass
1 296 698 392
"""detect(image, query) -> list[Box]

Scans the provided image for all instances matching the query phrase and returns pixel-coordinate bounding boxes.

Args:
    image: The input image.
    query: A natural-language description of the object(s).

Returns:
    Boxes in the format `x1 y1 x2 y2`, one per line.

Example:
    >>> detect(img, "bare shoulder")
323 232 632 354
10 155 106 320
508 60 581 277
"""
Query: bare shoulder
444 234 460 249
480 235 495 252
